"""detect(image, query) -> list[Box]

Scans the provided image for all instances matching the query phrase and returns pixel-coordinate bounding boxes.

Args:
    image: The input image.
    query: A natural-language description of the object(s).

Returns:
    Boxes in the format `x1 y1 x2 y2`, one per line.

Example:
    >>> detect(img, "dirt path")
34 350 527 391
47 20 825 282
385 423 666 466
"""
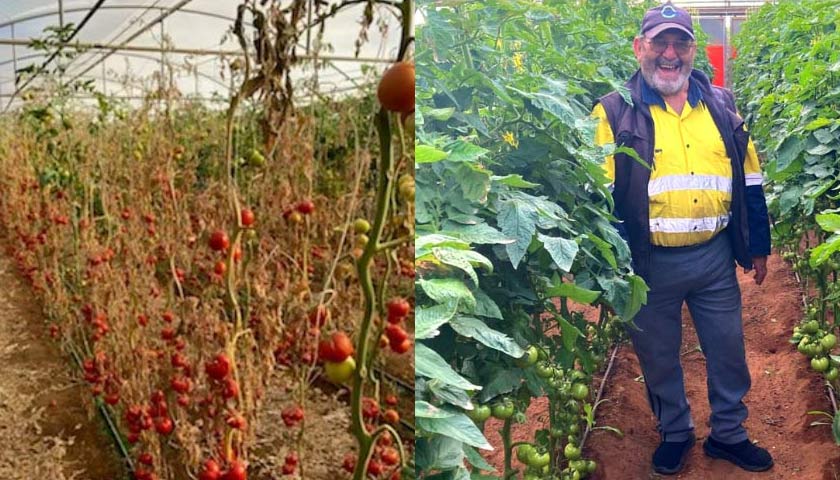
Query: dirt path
484 254 840 479
587 253 840 479
0 252 125 479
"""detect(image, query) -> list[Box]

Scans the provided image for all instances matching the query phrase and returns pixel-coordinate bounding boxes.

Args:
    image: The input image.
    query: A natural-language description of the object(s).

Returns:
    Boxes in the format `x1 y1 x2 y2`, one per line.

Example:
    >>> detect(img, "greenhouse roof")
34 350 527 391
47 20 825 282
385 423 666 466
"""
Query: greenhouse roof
0 1 404 108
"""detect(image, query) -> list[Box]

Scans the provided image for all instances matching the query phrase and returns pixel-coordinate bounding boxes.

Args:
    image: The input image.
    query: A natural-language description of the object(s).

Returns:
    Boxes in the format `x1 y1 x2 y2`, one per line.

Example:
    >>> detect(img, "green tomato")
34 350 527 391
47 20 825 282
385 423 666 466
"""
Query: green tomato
516 444 536 464
247 148 266 168
535 362 554 378
821 333 837 350
529 451 551 468
353 218 371 234
516 345 540 367
492 400 515 419
570 369 587 382
812 356 830 372
569 423 580 435
570 383 589 401
826 367 839 382
803 320 820 334
466 404 491 423
564 443 581 461
324 357 356 383
586 460 598 473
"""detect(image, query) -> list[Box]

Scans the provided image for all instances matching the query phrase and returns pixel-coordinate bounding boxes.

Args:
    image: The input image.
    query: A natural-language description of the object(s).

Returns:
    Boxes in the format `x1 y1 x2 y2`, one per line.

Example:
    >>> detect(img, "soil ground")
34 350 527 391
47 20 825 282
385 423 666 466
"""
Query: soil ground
483 253 840 479
0 247 125 479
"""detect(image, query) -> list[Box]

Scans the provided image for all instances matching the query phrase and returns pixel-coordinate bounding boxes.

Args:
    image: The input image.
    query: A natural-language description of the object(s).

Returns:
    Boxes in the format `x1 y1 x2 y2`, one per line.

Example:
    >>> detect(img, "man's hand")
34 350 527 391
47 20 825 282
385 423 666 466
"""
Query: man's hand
744 256 768 285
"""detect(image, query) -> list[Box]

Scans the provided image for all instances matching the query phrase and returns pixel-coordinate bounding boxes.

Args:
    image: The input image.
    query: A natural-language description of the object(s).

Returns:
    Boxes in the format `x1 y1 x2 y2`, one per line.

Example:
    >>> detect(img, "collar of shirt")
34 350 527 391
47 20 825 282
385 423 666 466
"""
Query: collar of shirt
640 74 703 111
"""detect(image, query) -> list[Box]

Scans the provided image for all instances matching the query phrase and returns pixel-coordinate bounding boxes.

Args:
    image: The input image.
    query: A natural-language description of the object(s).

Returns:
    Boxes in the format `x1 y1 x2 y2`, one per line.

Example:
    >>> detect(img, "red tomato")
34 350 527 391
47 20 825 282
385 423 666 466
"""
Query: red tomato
385 324 408 344
240 208 255 227
199 459 221 480
296 200 315 215
221 460 247 480
386 298 411 321
380 447 400 466
382 409 400 425
155 416 174 435
209 230 229 251
377 62 415 113
214 260 226 275
368 459 383 476
205 353 231 380
391 338 412 354
331 332 354 361
385 394 398 406
138 452 154 466
284 452 298 466
223 378 239 399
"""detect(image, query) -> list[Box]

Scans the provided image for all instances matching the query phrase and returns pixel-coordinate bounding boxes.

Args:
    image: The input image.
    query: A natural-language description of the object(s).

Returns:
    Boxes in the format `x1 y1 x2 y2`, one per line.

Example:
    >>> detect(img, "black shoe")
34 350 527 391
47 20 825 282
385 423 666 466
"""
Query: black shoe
653 435 696 475
703 437 773 472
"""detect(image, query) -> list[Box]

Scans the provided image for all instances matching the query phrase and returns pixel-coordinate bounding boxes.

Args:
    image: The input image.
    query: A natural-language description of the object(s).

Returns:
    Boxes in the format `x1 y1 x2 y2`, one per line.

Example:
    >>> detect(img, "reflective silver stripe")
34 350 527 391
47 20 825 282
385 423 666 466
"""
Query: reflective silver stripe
649 214 731 233
648 174 732 197
745 173 763 186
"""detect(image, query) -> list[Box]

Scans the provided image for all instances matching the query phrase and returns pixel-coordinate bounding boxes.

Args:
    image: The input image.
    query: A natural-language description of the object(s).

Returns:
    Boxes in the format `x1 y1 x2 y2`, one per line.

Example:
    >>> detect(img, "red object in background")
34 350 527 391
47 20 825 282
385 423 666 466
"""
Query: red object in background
706 44 725 87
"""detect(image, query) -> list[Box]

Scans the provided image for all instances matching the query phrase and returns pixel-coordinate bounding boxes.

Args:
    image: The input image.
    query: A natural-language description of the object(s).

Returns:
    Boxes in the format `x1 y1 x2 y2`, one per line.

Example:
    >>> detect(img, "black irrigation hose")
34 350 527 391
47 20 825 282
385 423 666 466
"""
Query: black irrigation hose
67 346 135 476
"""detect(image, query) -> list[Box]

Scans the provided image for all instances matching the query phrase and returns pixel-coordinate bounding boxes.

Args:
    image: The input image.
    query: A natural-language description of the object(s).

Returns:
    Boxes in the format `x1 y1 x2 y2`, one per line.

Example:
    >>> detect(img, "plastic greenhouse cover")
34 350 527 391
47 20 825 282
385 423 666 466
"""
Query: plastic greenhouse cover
0 0 403 107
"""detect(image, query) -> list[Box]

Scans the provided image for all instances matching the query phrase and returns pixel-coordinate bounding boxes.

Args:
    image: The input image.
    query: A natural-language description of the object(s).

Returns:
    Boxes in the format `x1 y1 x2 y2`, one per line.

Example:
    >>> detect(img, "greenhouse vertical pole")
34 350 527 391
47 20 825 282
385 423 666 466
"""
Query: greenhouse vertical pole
160 20 165 91
10 24 17 78
59 0 64 28
102 61 106 95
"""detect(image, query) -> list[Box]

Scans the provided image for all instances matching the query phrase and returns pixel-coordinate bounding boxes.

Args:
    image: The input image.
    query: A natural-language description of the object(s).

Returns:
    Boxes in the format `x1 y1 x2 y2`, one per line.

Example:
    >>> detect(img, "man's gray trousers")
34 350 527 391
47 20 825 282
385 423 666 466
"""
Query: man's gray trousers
628 232 750 444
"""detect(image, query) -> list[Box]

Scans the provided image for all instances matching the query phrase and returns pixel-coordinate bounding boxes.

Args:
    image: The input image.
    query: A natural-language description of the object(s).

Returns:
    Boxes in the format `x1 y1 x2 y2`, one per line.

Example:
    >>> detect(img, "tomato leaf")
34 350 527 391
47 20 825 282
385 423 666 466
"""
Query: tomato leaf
497 197 538 269
450 316 525 358
416 144 449 164
416 343 482 390
445 223 515 245
428 382 473 409
419 278 476 311
463 445 496 472
416 436 466 472
416 413 493 450
833 413 840 446
545 281 600 304
537 233 579 272
469 289 503 319
416 302 458 340
478 368 523 403
558 316 584 352
492 174 540 189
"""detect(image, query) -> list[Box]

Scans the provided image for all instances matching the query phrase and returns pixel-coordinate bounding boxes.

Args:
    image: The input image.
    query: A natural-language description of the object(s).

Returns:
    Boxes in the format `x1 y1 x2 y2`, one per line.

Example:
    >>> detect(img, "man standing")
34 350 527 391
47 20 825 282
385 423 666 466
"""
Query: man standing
592 2 772 475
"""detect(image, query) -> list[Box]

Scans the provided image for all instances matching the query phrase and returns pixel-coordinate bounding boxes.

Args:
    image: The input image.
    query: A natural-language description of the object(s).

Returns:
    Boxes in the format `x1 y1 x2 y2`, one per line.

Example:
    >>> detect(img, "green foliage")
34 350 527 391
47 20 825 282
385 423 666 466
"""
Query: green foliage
414 0 659 478
732 0 840 243
734 0 840 425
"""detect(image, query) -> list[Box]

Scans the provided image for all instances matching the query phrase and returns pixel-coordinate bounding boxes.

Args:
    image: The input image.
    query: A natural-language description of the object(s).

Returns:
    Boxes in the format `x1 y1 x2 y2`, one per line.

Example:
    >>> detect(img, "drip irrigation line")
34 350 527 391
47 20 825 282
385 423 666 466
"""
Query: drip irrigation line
580 344 621 450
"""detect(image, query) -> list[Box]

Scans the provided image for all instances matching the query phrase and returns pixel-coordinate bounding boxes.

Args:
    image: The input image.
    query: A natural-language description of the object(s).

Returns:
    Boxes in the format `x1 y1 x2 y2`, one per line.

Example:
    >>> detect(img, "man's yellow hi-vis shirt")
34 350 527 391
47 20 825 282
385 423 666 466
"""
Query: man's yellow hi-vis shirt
593 95 762 247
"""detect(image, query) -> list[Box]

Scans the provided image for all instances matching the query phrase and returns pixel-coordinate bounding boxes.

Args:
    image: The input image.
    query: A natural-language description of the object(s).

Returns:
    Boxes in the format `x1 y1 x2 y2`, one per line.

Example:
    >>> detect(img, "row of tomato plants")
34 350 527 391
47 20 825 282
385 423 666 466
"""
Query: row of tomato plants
410 1 697 479
0 17 416 480
731 0 840 439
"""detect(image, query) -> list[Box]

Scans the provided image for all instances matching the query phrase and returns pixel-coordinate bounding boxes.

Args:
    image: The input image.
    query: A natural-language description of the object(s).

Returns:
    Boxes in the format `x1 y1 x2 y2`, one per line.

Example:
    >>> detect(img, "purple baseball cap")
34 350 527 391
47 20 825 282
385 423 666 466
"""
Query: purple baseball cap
640 2 695 40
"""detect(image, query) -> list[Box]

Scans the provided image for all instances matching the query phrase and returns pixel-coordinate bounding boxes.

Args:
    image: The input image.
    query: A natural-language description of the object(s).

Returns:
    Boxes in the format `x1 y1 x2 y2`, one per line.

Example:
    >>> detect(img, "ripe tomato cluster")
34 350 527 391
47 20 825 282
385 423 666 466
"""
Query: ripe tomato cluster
382 297 412 354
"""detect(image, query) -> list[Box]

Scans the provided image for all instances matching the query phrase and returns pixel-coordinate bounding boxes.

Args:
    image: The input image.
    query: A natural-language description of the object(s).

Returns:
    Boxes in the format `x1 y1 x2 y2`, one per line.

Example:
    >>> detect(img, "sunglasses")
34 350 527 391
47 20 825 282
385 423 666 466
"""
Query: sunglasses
644 38 696 55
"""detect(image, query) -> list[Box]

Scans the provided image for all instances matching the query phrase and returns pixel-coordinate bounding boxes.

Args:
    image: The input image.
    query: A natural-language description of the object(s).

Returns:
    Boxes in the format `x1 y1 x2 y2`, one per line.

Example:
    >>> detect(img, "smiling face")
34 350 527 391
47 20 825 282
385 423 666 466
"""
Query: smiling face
634 30 696 97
